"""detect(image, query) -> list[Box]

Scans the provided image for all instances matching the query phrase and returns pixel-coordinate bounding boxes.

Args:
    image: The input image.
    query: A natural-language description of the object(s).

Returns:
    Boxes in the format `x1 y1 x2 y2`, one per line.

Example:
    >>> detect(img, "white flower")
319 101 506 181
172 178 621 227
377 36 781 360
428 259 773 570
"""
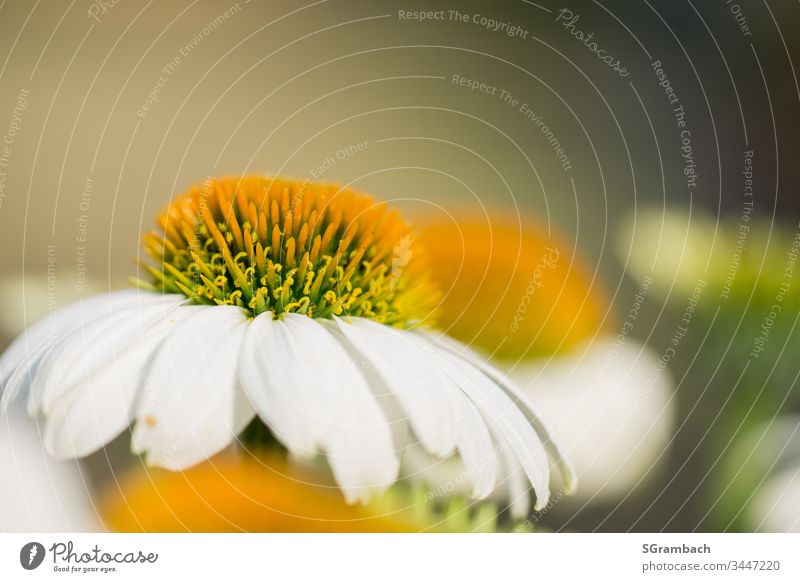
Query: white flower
732 415 800 533
1 413 98 532
0 176 573 510
0 290 570 508
517 338 676 503
749 468 800 533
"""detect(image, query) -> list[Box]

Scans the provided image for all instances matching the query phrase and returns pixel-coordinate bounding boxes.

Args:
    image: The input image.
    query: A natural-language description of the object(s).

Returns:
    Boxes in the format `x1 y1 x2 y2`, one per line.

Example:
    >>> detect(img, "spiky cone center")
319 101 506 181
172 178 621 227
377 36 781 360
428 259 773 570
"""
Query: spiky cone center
139 176 439 326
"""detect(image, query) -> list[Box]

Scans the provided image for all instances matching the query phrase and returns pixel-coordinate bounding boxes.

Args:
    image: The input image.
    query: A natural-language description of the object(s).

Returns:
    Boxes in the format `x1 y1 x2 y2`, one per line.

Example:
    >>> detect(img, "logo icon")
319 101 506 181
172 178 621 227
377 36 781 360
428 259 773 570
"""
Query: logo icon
20 542 45 570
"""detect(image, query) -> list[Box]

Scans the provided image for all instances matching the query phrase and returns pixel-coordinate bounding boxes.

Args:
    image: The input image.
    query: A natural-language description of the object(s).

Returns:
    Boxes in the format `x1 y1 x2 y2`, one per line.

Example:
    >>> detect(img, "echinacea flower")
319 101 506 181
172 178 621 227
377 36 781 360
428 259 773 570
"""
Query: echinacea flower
0 176 573 510
103 452 417 533
414 210 608 360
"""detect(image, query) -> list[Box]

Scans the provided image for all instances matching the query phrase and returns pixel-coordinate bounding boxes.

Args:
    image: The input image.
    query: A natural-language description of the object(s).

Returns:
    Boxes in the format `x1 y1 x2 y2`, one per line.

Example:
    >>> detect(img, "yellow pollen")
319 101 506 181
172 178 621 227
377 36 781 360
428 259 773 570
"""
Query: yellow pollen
138 176 440 326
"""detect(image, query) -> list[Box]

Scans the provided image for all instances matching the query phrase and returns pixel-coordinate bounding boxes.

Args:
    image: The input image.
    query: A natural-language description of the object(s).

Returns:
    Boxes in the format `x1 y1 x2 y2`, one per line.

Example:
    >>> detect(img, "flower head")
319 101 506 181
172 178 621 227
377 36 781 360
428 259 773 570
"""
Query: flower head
141 176 438 324
0 176 573 513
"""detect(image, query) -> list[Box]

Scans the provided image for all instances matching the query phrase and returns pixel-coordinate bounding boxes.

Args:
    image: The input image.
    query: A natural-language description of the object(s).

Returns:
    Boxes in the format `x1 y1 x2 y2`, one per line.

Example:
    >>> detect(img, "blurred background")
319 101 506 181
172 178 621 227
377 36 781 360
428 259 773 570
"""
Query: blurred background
1 0 799 532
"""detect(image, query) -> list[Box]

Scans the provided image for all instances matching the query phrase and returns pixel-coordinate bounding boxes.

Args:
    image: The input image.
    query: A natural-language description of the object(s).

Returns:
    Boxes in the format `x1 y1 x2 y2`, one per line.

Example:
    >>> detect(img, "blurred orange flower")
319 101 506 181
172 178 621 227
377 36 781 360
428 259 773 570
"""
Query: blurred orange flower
415 211 609 360
103 452 417 532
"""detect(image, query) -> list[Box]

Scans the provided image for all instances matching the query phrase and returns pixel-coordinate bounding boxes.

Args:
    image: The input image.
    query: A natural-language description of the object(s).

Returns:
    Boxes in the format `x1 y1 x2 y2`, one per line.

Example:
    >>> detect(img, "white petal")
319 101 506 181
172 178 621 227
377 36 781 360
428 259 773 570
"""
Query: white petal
453 395 498 499
1 290 147 413
330 317 500 499
43 305 202 459
38 294 185 416
1 342 51 414
0 290 141 386
330 317 459 457
414 329 485 365
477 364 576 493
427 345 551 510
421 329 576 493
239 312 398 504
27 291 178 416
132 306 254 470
0 415 99 532
238 311 324 454
1 319 57 389
495 433 531 519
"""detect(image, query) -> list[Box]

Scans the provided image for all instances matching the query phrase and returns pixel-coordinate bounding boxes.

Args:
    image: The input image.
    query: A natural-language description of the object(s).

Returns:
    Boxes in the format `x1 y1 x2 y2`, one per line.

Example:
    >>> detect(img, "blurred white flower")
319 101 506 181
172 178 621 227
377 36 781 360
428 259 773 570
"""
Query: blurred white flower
733 415 800 533
0 414 98 532
748 468 800 533
515 338 676 503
